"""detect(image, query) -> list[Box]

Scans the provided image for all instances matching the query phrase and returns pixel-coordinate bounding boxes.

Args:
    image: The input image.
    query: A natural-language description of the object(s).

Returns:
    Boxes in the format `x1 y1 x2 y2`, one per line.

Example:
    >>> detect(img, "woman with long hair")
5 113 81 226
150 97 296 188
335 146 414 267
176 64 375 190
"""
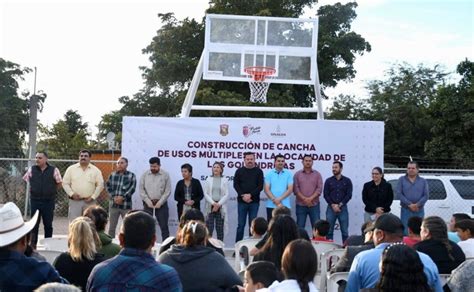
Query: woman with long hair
415 216 465 273
362 167 393 222
203 161 229 241
158 220 241 291
83 205 121 258
377 243 431 292
253 215 300 270
53 217 104 290
264 239 318 292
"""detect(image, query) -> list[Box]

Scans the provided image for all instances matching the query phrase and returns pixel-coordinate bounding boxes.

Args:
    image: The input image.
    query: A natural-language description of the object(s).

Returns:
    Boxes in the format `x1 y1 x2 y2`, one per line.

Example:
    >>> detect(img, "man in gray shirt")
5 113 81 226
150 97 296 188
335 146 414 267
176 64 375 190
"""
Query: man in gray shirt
140 157 172 241
396 161 429 235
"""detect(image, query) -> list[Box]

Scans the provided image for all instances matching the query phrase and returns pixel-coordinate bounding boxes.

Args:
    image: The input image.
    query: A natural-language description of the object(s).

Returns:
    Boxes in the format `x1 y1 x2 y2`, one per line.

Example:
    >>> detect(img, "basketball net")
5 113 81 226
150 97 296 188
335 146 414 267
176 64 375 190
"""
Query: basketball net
244 66 275 103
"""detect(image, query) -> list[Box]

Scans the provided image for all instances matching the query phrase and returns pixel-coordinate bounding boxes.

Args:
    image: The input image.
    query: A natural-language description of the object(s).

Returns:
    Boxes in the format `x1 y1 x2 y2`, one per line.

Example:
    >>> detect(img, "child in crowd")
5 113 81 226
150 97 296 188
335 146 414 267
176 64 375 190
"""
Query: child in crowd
235 261 280 292
312 220 333 242
454 219 474 258
250 217 268 239
403 216 422 247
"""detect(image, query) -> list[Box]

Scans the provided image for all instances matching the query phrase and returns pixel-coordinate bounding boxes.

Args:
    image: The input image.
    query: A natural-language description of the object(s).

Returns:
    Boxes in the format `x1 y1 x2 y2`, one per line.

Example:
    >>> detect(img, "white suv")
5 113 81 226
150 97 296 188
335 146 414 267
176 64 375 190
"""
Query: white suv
384 174 474 222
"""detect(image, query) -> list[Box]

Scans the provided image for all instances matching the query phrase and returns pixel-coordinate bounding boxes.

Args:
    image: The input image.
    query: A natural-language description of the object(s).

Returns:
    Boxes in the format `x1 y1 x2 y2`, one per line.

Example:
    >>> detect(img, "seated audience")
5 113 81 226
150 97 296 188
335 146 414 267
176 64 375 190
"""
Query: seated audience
403 216 422 247
262 239 318 291
0 202 67 291
83 205 121 259
159 208 224 256
448 213 471 243
53 217 105 290
251 206 309 256
415 216 465 274
87 210 182 291
454 219 474 258
238 261 280 292
312 219 333 242
24 233 47 262
346 213 442 292
344 221 373 247
331 222 375 273
158 220 241 291
250 217 268 239
376 243 432 292
444 259 474 292
253 215 299 270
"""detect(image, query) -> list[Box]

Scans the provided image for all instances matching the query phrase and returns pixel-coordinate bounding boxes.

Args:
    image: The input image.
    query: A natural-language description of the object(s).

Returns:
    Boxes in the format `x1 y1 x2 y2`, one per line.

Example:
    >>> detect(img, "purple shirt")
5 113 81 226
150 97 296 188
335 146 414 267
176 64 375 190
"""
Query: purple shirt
293 169 323 206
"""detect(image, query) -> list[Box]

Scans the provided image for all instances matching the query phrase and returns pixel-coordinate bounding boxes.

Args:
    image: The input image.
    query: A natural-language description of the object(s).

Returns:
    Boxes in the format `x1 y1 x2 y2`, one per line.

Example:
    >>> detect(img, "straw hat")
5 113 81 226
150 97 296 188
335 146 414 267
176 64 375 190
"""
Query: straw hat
0 202 39 247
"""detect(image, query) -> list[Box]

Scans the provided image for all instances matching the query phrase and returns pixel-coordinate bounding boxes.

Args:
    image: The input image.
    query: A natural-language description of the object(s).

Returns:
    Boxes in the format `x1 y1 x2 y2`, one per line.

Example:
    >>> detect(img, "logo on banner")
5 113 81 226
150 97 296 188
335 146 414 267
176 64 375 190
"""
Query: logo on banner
270 125 287 137
219 124 229 136
242 125 261 138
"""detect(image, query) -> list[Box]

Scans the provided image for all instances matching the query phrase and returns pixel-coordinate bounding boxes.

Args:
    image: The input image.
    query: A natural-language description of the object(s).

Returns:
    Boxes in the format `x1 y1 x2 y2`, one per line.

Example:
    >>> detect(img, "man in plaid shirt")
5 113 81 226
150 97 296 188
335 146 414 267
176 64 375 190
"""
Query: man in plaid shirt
86 210 182 292
106 157 137 238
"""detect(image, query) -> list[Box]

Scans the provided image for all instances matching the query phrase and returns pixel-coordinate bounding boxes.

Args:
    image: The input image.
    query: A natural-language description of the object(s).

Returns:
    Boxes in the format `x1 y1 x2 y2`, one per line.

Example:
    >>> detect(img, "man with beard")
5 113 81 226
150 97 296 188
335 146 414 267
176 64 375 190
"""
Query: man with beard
139 157 172 241
323 161 352 243
234 152 264 243
63 149 104 221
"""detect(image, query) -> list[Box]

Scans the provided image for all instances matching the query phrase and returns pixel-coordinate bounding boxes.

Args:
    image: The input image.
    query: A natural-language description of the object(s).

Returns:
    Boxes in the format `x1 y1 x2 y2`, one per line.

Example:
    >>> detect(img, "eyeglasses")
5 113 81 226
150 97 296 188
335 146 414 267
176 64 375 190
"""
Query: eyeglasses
371 173 381 175
35 157 43 159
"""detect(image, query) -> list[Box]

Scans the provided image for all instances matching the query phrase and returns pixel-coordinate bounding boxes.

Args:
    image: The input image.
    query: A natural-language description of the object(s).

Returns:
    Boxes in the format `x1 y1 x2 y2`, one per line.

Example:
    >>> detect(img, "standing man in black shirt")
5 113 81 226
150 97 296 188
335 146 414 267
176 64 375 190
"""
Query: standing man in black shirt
234 152 264 242
23 151 62 248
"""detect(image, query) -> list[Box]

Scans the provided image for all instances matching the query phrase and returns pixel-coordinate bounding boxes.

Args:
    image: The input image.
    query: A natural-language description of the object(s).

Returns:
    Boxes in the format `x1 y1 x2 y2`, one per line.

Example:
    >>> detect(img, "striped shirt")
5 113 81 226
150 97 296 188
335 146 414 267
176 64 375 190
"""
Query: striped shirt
106 170 137 209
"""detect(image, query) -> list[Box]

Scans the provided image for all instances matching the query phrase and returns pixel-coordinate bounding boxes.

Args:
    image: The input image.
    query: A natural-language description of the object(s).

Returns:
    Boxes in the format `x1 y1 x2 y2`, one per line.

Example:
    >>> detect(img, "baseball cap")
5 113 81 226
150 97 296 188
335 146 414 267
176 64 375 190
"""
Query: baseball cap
373 213 404 234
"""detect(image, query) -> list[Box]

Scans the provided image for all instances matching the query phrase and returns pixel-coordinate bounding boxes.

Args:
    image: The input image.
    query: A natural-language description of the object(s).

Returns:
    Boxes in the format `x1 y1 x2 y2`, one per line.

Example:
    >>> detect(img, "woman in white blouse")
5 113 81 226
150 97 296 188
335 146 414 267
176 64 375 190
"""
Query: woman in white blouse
204 161 229 241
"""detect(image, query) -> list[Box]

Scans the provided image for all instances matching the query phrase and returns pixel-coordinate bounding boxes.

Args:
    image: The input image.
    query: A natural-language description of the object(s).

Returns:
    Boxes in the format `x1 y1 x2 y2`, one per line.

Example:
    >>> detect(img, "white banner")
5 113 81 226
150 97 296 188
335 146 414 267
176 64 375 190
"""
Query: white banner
122 117 384 246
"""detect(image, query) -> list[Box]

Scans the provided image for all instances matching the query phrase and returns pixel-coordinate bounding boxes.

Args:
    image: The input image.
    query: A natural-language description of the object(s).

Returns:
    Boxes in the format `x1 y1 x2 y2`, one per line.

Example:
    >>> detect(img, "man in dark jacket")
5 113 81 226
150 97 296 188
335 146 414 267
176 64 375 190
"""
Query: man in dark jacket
234 152 264 243
23 151 62 248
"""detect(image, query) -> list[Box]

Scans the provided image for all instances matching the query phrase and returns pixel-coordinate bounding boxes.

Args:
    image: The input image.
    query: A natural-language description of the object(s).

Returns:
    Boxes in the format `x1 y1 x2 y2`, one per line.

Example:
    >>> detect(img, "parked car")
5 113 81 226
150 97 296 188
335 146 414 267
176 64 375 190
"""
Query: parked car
384 174 474 222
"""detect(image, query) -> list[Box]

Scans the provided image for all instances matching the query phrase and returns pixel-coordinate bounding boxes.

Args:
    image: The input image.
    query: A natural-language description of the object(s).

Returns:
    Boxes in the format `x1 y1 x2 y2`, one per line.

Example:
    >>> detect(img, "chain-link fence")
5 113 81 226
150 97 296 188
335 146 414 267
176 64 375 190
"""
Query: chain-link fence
1 158 473 235
0 158 117 234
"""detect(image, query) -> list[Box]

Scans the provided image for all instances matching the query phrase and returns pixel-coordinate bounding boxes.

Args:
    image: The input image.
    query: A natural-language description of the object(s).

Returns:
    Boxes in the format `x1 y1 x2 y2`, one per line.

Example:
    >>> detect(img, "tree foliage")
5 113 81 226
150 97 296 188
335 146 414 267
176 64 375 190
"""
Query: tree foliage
0 58 30 157
425 60 474 166
38 110 90 158
100 1 371 140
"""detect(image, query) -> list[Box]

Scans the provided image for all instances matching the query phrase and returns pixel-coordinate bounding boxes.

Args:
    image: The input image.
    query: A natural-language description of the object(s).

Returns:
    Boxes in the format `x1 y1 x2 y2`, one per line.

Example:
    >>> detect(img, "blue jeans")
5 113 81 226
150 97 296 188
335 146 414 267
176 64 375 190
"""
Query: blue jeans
30 198 55 247
401 206 424 235
296 204 320 230
235 202 259 242
326 205 349 242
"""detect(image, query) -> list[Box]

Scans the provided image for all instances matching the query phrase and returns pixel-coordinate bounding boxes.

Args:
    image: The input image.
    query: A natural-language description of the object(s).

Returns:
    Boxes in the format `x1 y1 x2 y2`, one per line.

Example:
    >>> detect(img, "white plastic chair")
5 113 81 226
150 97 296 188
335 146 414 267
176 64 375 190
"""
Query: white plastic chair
41 237 68 252
37 249 62 264
234 239 260 271
312 241 341 272
319 248 345 291
326 272 349 292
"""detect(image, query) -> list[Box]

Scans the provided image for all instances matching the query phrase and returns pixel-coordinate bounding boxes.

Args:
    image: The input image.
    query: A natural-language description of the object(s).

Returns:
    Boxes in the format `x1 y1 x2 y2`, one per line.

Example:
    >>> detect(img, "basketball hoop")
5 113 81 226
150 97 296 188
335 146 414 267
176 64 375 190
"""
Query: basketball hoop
244 66 276 103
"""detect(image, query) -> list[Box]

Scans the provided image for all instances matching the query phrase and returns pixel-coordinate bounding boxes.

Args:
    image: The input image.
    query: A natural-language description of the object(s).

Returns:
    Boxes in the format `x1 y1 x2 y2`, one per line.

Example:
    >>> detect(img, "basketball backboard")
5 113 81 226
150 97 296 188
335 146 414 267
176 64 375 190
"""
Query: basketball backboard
203 14 318 85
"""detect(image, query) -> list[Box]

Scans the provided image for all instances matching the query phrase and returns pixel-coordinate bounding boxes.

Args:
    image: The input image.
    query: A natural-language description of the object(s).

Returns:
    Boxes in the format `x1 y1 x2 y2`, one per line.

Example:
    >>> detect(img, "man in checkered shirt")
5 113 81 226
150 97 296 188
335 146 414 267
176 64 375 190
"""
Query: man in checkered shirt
106 157 137 238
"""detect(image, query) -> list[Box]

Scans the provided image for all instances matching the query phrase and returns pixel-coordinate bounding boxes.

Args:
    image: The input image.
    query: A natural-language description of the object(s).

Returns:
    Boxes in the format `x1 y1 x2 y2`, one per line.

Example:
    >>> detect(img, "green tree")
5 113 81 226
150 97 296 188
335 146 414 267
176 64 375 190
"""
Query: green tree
326 94 369 120
0 59 30 157
38 110 90 158
102 1 371 142
366 63 447 157
425 59 474 166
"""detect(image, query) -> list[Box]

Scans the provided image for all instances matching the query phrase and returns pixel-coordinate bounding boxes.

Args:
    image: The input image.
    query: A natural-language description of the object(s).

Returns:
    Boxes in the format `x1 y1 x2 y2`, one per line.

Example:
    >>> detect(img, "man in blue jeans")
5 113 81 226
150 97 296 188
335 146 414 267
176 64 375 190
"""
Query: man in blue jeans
23 151 62 248
396 161 429 235
293 155 323 231
324 161 352 243
234 152 264 243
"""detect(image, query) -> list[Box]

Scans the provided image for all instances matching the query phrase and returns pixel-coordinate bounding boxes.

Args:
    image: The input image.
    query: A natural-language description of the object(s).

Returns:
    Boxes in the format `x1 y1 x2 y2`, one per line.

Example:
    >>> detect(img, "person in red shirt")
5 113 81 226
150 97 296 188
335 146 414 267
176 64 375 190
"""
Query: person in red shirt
403 216 422 247
312 220 334 242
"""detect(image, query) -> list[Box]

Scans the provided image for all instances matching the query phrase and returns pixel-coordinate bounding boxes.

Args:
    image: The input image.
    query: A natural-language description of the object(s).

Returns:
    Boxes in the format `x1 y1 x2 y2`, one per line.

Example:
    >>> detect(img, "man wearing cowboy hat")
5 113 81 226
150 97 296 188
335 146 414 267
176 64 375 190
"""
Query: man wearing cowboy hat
0 202 67 291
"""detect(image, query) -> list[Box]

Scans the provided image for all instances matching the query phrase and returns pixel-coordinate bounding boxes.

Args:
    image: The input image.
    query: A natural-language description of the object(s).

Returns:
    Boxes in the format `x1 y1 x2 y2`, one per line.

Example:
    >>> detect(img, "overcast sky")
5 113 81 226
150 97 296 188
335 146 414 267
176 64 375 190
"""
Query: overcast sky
1 0 472 135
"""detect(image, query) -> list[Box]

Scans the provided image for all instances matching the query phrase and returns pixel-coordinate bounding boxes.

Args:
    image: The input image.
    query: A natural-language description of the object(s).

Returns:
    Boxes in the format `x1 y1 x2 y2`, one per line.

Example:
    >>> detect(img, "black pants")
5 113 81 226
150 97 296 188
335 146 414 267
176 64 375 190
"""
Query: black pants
143 202 170 241
30 198 55 247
